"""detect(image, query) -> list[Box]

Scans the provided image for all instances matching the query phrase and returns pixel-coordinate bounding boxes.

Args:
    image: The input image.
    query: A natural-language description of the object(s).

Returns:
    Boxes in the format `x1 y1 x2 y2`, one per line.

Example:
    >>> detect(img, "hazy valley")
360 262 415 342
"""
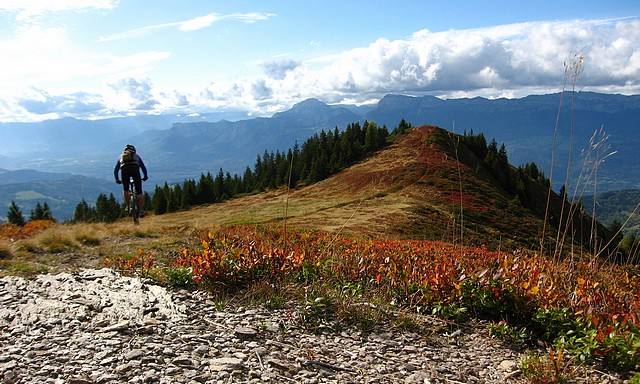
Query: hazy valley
1 91 639 224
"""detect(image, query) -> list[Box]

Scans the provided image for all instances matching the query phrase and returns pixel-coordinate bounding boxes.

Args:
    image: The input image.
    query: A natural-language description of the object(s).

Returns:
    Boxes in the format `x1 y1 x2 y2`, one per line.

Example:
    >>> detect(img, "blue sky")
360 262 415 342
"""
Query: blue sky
0 0 638 122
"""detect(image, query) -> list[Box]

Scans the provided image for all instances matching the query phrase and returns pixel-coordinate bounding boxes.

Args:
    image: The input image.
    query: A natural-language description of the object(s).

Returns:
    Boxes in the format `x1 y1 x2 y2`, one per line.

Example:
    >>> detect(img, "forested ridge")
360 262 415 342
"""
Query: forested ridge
7 118 635 260
73 120 396 221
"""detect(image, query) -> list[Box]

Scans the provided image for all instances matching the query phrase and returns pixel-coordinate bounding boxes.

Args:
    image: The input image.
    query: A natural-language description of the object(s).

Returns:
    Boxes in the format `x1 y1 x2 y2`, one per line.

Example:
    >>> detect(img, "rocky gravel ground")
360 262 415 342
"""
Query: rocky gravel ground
0 269 625 383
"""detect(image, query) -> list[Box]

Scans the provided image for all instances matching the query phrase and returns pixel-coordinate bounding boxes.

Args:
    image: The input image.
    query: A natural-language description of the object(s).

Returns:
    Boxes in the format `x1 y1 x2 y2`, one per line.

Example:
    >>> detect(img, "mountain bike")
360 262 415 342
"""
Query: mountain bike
127 177 140 224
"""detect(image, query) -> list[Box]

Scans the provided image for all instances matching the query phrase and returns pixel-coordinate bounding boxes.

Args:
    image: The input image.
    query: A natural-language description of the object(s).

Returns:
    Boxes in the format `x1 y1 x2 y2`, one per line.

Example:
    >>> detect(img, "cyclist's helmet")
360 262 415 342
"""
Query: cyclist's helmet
124 144 136 153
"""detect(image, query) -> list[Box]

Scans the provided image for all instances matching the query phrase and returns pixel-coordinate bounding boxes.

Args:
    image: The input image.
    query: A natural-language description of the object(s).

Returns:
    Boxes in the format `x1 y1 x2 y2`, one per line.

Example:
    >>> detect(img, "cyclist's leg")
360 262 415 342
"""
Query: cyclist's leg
122 167 135 209
137 194 144 212
133 172 144 213
122 180 131 208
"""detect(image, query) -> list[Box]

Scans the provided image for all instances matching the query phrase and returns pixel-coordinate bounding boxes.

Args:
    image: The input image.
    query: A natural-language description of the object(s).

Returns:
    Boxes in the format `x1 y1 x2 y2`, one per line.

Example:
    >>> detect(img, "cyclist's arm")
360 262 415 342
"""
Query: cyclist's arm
114 161 121 181
139 158 148 179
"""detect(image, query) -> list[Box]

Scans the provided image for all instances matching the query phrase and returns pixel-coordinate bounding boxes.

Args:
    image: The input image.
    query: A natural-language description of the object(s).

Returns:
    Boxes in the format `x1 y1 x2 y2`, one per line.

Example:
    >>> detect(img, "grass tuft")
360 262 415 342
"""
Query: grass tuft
520 347 580 384
1 259 50 276
19 229 79 253
0 240 13 259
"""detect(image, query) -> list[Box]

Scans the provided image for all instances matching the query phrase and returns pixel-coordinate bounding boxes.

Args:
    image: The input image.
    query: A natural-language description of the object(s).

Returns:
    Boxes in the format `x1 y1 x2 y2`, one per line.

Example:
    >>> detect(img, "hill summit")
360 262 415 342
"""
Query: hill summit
244 124 613 254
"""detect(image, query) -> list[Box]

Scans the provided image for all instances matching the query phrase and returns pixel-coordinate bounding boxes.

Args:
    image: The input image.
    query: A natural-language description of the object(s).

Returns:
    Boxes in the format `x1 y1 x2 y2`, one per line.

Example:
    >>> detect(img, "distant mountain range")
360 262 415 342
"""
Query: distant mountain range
370 92 640 193
0 91 638 221
582 189 640 235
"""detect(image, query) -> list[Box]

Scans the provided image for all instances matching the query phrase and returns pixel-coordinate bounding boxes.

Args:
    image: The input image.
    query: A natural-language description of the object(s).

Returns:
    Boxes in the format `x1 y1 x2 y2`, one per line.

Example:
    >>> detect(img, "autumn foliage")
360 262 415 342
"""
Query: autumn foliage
153 224 639 368
105 248 157 278
97 220 640 371
174 227 629 309
0 220 56 240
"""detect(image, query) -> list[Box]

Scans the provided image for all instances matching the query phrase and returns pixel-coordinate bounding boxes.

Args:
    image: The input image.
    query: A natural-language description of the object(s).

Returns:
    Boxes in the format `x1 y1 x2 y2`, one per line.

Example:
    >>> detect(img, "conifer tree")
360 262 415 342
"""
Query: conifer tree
164 183 179 213
7 201 26 226
559 185 567 201
214 168 226 201
73 199 95 222
152 185 167 215
225 172 236 197
95 193 120 222
30 202 44 221
170 184 182 212
181 179 197 208
29 202 54 222
196 172 215 204
42 202 54 221
286 148 299 188
364 122 378 152
392 118 412 135
241 167 254 193
143 192 152 213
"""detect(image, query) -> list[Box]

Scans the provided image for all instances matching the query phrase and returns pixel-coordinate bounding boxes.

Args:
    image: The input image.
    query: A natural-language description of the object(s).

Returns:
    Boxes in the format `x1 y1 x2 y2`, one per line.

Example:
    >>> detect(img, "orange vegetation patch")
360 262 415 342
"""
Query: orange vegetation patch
0 220 56 240
102 213 638 368
162 224 640 339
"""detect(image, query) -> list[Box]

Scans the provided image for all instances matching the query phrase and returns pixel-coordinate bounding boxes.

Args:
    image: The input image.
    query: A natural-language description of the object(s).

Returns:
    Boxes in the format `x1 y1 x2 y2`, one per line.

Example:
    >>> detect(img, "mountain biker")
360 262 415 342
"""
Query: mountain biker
114 144 148 216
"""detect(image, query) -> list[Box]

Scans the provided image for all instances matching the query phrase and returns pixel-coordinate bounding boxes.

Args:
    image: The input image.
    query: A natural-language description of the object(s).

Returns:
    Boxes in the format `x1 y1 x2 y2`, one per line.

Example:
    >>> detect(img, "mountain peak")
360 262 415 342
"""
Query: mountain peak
293 98 327 108
291 124 613 253
270 98 360 127
272 98 330 118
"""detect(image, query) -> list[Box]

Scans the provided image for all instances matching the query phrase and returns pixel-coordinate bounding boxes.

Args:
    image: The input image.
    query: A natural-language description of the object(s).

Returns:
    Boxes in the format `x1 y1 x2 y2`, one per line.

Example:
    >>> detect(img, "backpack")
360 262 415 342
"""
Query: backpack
121 149 136 165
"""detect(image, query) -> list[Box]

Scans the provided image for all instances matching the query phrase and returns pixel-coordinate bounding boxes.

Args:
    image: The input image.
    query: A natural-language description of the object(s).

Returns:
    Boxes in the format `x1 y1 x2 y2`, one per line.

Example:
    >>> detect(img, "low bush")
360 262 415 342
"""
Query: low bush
112 224 640 372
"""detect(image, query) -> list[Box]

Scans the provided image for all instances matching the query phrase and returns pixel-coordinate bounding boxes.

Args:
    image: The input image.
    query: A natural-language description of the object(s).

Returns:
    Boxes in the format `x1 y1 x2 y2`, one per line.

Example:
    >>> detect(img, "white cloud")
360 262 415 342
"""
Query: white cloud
240 17 640 112
99 12 276 42
178 12 274 31
228 12 276 24
0 23 171 101
2 16 640 121
251 79 273 100
0 0 118 21
17 87 105 116
178 13 222 32
108 77 159 111
261 59 301 80
0 1 171 99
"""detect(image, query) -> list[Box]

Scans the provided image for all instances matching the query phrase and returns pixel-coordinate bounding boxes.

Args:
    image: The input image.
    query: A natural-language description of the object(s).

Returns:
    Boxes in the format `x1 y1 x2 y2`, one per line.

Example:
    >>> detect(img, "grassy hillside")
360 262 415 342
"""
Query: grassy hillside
243 124 611 255
5 124 616 253
0 125 617 260
1 125 638 380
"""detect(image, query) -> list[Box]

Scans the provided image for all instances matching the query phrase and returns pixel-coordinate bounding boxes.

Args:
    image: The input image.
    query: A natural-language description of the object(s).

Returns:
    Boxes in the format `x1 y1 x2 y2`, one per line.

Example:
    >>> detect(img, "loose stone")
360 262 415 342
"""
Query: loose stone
0 269 625 383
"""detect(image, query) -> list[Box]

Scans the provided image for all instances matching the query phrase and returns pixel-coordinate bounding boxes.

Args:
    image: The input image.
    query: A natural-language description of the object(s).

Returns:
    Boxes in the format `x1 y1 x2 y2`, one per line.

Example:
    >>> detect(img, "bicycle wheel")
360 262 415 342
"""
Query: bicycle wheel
129 186 139 224
132 197 139 224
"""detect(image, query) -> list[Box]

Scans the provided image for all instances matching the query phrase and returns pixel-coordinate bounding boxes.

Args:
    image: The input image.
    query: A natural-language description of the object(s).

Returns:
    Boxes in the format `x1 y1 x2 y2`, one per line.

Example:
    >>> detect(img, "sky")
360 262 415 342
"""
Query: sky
0 0 638 123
